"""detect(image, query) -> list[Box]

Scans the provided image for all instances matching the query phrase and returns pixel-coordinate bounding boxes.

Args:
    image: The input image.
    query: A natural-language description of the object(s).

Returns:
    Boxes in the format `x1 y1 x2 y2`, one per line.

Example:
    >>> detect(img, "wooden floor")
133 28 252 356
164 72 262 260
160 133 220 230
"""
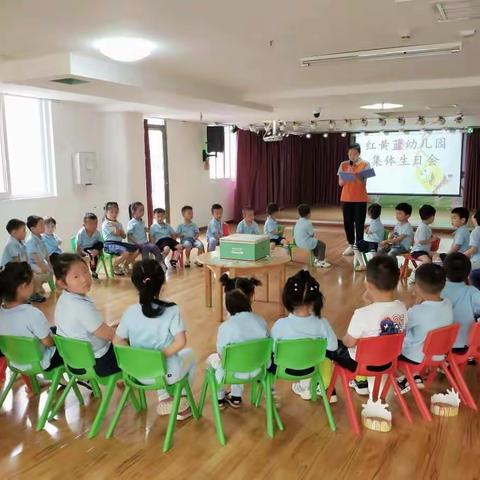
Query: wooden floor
1 226 480 480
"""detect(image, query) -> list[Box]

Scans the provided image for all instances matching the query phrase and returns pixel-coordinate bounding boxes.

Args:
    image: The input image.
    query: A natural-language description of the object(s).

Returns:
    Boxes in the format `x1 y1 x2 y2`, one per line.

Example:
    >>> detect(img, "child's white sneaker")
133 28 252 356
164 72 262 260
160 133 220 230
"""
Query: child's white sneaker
185 259 191 268
314 259 331 268
292 382 312 400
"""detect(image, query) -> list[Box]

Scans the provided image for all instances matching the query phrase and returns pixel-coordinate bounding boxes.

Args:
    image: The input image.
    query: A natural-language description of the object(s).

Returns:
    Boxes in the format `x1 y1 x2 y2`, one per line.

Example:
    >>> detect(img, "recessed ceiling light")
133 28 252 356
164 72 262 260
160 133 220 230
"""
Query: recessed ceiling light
360 102 403 110
94 37 156 62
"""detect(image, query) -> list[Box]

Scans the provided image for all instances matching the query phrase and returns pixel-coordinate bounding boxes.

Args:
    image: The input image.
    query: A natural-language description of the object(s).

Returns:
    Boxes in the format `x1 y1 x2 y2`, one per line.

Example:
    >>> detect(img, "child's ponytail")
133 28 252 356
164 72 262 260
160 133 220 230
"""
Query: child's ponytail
0 262 33 303
131 259 175 318
220 273 261 297
282 269 324 317
220 273 261 316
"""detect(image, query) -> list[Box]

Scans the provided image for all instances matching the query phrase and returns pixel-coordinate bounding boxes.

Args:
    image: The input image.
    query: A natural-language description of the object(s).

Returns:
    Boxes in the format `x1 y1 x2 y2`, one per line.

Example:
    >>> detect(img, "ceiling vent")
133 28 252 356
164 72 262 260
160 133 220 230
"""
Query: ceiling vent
435 1 480 22
51 77 89 85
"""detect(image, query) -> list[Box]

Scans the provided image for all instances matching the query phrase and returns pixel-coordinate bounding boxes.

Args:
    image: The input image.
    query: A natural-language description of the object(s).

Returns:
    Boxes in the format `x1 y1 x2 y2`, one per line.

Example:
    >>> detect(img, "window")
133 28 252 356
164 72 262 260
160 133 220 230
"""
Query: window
0 94 55 199
209 126 237 180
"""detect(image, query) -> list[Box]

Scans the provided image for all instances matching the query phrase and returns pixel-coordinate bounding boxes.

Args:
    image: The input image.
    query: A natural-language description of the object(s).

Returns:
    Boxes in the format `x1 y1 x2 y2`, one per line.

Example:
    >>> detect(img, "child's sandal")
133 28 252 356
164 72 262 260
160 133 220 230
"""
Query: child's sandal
225 393 242 408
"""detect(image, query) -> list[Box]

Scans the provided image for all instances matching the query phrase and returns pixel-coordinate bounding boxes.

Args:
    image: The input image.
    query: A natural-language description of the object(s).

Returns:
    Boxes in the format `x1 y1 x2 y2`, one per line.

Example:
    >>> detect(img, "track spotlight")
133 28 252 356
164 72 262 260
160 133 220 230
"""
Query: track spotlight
437 116 446 126
231 125 239 133
323 132 329 138
454 115 463 124
398 117 406 127
361 118 368 127
341 132 347 137
293 122 299 131
379 118 387 127
328 120 336 130
310 120 317 130
344 119 352 127
306 133 312 139
417 116 426 126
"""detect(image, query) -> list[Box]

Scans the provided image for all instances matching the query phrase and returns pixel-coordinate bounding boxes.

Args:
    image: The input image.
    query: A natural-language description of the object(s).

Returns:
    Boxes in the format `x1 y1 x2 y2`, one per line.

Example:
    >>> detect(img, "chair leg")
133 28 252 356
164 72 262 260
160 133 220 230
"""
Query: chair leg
339 370 360 435
264 376 274 438
255 381 264 407
48 377 75 420
90 379 102 399
208 370 226 446
389 374 412 423
310 375 318 402
0 371 18 408
139 389 147 410
36 369 63 431
317 377 336 432
424 368 437 390
448 359 477 410
30 375 41 395
71 378 85 405
88 376 116 438
163 383 183 452
403 366 431 421
326 366 339 400
198 373 209 416
250 381 257 405
0 357 7 383
184 381 200 420
128 389 141 413
105 386 131 439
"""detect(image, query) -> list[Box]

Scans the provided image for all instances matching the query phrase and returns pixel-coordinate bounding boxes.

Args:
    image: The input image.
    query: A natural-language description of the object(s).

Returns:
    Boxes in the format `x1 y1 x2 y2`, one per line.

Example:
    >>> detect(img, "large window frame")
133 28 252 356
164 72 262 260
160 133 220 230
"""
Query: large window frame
209 126 237 180
0 94 56 200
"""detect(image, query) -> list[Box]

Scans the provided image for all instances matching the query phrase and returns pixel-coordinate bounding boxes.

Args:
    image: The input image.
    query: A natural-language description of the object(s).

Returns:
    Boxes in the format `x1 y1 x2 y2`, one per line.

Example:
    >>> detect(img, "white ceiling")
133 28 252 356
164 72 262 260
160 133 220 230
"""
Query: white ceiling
1 0 480 128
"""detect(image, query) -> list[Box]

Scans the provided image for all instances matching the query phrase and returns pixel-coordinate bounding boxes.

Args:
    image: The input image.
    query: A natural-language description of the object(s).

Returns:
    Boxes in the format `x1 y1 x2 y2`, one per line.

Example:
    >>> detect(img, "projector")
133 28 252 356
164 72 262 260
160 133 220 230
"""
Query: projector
263 133 284 142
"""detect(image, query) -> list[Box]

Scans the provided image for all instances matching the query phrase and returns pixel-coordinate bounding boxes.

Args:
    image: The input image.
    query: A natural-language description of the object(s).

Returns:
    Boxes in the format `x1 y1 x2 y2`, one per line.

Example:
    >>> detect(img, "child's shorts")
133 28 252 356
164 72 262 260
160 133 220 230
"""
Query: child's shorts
270 236 286 246
411 250 431 259
104 241 138 256
156 237 180 251
355 239 378 253
181 237 204 250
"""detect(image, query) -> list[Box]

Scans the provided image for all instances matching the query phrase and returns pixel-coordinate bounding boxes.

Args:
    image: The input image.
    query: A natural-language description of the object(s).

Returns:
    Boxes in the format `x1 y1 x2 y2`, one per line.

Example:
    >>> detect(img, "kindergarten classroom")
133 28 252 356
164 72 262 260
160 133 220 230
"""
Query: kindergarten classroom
1 1 480 479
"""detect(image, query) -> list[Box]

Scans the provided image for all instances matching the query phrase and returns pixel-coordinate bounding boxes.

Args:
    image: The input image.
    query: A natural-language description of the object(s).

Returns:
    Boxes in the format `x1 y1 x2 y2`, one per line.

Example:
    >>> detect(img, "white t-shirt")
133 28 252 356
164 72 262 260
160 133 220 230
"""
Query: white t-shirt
393 222 414 250
55 290 110 358
469 226 480 267
412 222 432 253
346 300 407 359
365 218 384 244
0 304 55 370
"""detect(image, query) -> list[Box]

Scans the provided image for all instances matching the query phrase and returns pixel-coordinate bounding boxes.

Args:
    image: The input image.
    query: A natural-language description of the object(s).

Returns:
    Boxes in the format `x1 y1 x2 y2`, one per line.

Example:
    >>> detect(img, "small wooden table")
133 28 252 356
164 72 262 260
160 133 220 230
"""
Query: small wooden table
196 250 290 322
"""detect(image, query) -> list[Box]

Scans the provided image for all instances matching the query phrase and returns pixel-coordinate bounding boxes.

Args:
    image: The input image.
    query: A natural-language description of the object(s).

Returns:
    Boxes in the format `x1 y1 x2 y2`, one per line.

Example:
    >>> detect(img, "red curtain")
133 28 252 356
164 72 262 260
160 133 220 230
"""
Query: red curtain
464 129 480 210
234 130 351 219
143 119 153 225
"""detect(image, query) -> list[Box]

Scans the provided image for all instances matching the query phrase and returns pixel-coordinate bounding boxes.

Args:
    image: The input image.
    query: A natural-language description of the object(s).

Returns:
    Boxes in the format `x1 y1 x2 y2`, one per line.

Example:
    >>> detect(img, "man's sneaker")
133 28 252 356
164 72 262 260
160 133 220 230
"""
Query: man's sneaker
314 259 332 268
348 379 369 395
30 293 46 303
225 392 242 408
316 385 338 404
342 245 354 256
185 259 191 268
292 382 312 400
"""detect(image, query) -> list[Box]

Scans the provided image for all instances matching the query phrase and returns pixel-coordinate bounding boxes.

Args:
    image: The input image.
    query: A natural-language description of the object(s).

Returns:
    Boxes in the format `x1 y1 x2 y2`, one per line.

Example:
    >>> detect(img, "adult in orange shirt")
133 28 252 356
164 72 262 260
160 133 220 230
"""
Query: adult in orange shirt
338 144 371 256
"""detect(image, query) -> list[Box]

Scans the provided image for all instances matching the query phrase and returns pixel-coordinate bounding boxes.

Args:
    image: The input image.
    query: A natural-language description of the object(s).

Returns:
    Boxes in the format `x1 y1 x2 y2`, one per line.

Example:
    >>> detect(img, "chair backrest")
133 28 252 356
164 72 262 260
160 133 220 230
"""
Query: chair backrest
431 237 441 252
113 344 167 389
383 229 390 241
274 338 327 380
222 338 272 384
422 324 459 360
0 335 44 374
70 236 77 252
222 223 230 236
53 335 96 378
466 322 480 358
355 334 405 373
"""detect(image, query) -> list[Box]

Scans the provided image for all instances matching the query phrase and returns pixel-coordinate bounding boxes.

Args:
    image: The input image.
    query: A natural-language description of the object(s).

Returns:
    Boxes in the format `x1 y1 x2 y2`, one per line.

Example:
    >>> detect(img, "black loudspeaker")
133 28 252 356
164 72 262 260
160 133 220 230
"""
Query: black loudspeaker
207 126 225 153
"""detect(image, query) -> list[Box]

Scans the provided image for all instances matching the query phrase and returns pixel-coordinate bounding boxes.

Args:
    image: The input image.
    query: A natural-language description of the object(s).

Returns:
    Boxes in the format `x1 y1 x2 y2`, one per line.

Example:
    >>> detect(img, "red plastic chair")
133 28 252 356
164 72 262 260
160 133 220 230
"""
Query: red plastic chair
400 237 441 279
448 322 480 410
397 324 465 421
326 334 412 435
222 223 230 236
0 356 33 392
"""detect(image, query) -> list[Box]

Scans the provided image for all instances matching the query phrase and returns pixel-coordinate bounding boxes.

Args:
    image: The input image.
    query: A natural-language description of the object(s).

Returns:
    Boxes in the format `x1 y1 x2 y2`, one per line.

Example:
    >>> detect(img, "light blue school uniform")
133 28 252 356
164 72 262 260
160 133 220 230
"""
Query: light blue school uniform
452 225 470 253
1 236 28 266
76 228 102 250
116 304 186 379
149 222 175 243
469 226 480 267
236 219 260 235
127 218 148 243
102 220 124 242
442 281 480 348
365 217 384 244
176 222 200 242
216 312 269 354
26 234 49 264
42 233 62 255
392 221 414 250
271 313 338 352
402 299 453 363
293 217 317 251
206 218 223 241
264 216 280 240
412 222 432 253
0 304 55 370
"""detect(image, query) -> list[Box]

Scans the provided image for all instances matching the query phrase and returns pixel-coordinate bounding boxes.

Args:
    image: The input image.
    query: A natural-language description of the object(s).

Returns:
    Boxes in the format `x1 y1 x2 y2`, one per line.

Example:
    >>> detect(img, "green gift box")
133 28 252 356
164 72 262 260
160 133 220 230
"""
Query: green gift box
220 234 270 261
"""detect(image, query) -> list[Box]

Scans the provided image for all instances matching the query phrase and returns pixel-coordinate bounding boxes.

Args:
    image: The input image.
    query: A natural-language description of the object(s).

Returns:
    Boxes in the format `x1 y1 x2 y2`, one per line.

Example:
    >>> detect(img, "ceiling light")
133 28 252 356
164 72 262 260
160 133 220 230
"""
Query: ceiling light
306 133 312 139
310 120 317 130
454 115 464 124
341 132 347 137
323 132 329 138
361 102 403 110
94 37 156 62
398 117 406 126
379 118 387 127
437 116 446 125
417 116 426 126
344 119 352 127
293 122 299 131
361 118 368 127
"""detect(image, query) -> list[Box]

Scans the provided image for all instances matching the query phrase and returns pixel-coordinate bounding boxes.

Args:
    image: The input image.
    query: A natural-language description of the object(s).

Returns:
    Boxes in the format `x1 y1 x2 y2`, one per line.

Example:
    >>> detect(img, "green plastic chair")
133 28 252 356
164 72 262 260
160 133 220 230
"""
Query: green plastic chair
106 345 199 452
0 335 82 431
288 227 315 266
262 338 336 432
49 335 136 438
198 338 282 445
70 236 113 279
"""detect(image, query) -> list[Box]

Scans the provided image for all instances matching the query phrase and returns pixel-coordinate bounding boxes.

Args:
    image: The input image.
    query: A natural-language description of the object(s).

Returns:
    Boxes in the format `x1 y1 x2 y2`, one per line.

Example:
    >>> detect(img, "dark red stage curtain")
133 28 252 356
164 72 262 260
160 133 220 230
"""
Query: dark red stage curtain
464 129 480 210
234 130 351 219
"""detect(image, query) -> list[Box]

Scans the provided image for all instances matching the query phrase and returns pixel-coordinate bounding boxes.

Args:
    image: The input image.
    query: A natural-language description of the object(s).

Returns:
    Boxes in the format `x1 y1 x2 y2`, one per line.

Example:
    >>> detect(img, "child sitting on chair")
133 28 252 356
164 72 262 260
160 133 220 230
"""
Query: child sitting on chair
397 264 453 393
176 205 205 267
442 253 480 352
264 202 288 248
271 269 339 403
293 204 331 268
54 253 120 377
206 274 268 409
236 207 260 234
353 203 384 271
464 210 480 290
206 203 227 252
411 204 437 265
149 208 183 269
378 202 413 257
2 219 28 267
42 217 63 269
114 259 195 420
76 213 104 279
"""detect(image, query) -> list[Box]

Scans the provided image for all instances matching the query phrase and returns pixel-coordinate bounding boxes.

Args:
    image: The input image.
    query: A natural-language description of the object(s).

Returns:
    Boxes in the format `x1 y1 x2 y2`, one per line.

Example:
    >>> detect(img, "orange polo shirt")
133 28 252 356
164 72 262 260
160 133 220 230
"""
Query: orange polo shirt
338 160 370 203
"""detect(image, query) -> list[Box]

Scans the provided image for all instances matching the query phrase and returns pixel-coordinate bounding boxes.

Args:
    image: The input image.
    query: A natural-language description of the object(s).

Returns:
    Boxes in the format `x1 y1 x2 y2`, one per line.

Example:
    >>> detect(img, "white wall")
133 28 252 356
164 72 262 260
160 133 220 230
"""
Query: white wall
0 101 146 247
166 120 235 228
